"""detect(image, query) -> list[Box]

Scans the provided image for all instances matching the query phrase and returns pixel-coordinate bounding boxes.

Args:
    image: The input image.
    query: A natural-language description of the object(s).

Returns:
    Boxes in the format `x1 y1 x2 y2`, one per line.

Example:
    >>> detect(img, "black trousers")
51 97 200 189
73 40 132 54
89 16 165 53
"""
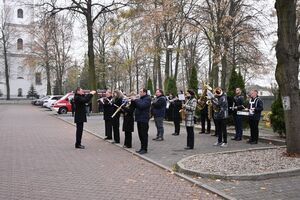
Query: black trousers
233 114 243 139
186 126 194 149
124 131 132 147
137 122 149 151
215 119 227 143
76 122 84 146
105 120 113 139
112 117 120 143
200 112 211 133
249 118 259 142
174 118 180 134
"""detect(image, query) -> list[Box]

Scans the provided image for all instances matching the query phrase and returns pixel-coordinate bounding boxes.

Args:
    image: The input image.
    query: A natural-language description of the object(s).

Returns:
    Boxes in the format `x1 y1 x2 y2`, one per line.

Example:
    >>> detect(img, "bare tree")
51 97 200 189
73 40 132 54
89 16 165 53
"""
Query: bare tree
41 0 128 112
275 0 300 154
0 6 13 100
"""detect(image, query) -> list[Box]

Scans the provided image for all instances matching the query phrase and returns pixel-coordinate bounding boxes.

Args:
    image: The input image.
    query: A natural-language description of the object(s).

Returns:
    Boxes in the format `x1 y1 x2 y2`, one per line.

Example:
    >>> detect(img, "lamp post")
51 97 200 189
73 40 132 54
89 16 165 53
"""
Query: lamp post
167 44 173 77
77 74 80 87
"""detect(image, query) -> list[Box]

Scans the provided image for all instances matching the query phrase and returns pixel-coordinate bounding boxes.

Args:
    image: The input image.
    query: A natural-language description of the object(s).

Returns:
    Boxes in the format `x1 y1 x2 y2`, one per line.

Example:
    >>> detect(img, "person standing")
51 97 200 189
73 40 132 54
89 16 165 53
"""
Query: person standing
231 88 245 141
74 87 96 149
103 90 114 140
152 89 167 141
122 92 136 148
171 95 182 136
111 90 123 144
131 88 151 154
198 98 211 135
183 90 197 150
248 89 263 144
211 87 229 148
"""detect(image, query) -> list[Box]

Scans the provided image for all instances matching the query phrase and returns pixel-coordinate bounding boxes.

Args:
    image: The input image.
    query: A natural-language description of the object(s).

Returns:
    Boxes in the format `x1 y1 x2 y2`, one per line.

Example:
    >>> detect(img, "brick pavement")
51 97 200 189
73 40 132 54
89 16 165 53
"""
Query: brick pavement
0 104 221 200
57 113 300 200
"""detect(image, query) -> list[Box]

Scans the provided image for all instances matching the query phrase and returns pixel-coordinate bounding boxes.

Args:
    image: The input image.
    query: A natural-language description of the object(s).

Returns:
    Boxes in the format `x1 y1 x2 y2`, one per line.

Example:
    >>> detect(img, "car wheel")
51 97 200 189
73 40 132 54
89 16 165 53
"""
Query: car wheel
59 107 68 114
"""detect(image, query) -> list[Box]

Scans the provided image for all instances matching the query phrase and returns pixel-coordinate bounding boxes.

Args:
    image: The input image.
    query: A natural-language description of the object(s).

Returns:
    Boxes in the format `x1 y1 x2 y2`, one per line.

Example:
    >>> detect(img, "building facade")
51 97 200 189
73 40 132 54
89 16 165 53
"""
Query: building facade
0 0 46 98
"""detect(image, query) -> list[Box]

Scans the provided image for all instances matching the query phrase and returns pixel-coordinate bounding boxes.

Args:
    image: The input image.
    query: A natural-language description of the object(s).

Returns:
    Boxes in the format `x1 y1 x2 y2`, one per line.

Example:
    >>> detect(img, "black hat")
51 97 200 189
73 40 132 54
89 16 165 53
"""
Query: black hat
187 89 195 96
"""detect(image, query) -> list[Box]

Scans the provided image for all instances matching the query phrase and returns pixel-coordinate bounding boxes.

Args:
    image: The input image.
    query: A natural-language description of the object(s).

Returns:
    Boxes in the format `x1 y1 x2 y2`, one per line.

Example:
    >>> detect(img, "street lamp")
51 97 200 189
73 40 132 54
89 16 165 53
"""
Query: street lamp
167 44 173 77
77 74 80 87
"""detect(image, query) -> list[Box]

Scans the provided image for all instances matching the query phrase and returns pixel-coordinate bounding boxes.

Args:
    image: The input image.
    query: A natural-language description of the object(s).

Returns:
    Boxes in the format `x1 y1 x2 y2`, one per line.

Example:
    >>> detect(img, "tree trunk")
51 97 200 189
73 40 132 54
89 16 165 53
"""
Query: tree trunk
275 0 300 154
3 41 10 100
86 4 97 113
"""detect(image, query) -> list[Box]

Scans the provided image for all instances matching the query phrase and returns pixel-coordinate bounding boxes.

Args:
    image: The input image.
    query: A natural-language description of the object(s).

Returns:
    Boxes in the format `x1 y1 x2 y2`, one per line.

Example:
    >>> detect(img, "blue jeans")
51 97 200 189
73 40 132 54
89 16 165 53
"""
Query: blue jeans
154 117 164 138
234 115 243 139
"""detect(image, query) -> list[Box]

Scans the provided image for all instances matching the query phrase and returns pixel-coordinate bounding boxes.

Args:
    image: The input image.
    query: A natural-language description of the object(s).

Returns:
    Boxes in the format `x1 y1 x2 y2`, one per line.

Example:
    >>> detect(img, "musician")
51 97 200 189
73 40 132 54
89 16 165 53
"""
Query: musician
231 88 245 141
152 89 167 141
198 92 211 135
171 95 182 136
183 89 197 150
247 89 263 144
122 92 136 148
74 87 96 149
210 87 229 147
131 88 151 154
111 89 123 144
166 93 174 121
102 90 114 140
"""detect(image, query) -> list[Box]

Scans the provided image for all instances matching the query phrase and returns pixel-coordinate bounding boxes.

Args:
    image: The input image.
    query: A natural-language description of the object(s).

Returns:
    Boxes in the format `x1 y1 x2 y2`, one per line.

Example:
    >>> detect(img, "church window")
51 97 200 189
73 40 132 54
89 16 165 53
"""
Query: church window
35 73 42 85
17 9 23 18
17 38 23 50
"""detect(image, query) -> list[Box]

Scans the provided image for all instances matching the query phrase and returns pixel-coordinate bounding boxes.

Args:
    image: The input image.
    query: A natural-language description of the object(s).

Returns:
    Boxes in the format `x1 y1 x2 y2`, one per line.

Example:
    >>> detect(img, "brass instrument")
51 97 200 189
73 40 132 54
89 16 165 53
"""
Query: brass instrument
179 98 190 120
198 81 213 120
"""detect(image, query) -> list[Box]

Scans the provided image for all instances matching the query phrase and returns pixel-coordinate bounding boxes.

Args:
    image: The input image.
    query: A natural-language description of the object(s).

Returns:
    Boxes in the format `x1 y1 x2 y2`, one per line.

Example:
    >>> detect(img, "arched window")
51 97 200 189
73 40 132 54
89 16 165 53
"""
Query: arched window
17 9 23 18
17 66 24 79
35 73 42 85
17 38 23 50
18 88 23 97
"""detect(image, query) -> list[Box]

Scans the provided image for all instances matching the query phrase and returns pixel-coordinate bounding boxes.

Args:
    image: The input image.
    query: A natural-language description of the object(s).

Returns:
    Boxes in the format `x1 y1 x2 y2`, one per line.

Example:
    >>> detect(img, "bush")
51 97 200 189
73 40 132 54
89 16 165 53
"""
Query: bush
270 92 286 137
27 84 39 99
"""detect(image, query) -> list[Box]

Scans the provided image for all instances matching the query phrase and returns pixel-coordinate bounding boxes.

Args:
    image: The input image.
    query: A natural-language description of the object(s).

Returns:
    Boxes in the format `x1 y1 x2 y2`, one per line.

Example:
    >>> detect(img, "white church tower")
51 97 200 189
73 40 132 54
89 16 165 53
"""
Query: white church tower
0 0 46 99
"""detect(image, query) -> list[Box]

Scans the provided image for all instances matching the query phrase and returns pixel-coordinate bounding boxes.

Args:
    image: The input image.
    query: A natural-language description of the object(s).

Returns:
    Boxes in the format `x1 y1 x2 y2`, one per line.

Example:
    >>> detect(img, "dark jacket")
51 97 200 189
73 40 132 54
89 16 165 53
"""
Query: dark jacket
103 96 114 121
212 93 229 120
133 94 151 123
111 97 123 119
74 93 93 123
172 99 182 120
248 97 263 120
151 95 166 118
122 103 135 132
232 95 245 115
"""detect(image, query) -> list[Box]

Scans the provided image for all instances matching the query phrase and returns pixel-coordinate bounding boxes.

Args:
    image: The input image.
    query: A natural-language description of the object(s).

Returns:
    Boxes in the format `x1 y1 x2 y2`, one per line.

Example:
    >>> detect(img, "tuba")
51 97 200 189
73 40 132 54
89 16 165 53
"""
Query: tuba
197 81 213 120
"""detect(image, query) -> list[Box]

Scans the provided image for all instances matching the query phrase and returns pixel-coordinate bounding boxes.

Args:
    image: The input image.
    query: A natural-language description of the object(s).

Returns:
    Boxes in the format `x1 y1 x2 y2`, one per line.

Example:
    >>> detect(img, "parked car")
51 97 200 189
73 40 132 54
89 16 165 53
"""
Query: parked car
52 92 74 114
33 96 50 106
43 95 63 109
52 89 106 114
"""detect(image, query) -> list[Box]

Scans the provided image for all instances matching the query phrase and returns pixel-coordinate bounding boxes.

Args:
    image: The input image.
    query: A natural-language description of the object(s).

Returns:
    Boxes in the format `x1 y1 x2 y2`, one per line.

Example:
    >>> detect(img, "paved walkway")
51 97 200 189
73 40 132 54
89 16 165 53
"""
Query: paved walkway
57 113 299 200
0 105 220 200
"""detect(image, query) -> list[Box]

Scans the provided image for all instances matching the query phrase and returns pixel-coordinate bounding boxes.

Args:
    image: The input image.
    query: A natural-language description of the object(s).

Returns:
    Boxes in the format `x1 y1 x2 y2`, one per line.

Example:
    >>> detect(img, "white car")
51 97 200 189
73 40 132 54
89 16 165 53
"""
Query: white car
43 95 63 109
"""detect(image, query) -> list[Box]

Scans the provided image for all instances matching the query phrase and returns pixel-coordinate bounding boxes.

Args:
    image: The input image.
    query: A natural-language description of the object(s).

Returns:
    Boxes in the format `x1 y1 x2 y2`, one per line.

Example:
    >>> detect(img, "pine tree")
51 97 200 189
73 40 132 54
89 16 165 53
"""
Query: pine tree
270 91 286 137
188 65 198 93
147 78 154 96
227 66 245 97
27 84 38 99
165 77 178 96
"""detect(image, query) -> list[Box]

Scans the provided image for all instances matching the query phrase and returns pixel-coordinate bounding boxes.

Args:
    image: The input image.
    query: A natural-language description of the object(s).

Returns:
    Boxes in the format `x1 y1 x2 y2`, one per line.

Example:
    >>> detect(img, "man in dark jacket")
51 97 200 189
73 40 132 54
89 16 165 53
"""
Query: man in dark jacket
74 87 96 149
131 88 151 154
211 87 229 148
103 90 114 140
248 89 263 144
231 88 245 141
152 89 167 141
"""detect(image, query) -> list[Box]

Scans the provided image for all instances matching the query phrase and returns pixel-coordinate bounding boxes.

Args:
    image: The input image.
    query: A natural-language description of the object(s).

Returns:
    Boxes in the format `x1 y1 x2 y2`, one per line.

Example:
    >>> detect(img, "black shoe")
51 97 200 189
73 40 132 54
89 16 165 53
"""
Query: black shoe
247 139 252 143
231 137 237 140
123 145 131 148
112 141 120 144
199 132 205 134
184 146 193 150
136 149 142 153
235 138 242 141
152 137 159 141
75 145 85 149
205 132 210 134
155 137 164 141
250 141 258 144
104 137 112 140
172 133 179 136
138 150 147 154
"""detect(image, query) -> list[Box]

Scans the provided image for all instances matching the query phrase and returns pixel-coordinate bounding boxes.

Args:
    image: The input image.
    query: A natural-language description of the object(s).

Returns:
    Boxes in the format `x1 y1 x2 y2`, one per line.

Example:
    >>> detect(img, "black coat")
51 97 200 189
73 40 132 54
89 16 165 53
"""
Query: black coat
122 103 135 132
74 94 93 123
132 94 151 123
103 97 114 121
112 97 123 119
248 97 263 120
172 99 182 120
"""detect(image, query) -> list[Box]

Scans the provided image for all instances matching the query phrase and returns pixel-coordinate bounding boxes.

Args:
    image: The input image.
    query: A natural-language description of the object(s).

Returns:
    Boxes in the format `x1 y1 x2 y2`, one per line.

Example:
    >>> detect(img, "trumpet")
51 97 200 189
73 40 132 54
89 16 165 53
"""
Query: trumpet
98 97 113 105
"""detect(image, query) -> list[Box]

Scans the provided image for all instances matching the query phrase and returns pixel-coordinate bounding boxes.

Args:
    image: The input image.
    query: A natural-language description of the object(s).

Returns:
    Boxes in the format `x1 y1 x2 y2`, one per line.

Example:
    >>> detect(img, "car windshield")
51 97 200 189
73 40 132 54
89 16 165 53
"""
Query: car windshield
60 93 70 100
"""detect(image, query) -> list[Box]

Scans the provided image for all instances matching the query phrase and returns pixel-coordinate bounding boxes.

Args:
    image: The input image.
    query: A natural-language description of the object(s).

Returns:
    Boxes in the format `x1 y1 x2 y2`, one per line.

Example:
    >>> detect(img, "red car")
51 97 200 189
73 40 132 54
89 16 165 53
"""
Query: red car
52 90 106 114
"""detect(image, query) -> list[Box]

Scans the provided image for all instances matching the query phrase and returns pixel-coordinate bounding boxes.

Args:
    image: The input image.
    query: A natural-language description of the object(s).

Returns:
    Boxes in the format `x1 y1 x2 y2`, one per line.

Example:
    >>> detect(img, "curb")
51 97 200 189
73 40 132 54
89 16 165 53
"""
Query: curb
53 115 236 200
176 146 300 181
